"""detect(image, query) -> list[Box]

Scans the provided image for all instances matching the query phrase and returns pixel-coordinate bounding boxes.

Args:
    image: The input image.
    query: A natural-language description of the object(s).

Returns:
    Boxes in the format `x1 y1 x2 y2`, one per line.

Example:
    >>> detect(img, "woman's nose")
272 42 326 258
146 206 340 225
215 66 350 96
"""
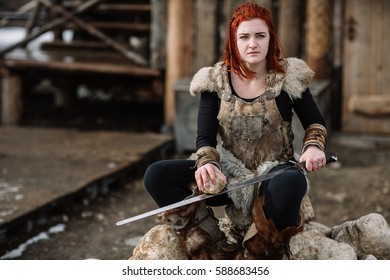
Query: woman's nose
249 38 257 48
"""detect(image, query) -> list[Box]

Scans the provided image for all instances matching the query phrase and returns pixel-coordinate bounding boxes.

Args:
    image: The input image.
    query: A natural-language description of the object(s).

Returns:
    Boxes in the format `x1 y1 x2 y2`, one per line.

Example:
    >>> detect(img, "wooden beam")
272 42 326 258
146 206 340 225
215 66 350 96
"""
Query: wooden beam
305 0 330 78
0 18 67 56
150 0 167 68
62 2 152 13
25 1 43 39
0 0 38 26
4 59 160 77
278 0 303 57
40 0 148 66
74 22 150 32
348 95 390 116
0 0 103 57
164 0 193 128
1 71 23 125
193 0 218 71
40 40 111 51
96 4 151 13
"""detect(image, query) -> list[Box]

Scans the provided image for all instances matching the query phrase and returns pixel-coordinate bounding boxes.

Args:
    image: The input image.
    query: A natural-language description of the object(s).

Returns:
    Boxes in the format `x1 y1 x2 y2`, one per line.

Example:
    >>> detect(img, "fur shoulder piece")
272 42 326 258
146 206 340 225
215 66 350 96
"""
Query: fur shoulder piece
189 62 229 98
279 57 315 100
189 58 314 100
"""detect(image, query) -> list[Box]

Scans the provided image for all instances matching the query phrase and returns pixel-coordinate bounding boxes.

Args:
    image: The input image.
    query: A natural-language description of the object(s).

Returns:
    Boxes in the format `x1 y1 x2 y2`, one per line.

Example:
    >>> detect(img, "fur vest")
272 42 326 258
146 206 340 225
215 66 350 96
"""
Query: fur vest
189 58 314 222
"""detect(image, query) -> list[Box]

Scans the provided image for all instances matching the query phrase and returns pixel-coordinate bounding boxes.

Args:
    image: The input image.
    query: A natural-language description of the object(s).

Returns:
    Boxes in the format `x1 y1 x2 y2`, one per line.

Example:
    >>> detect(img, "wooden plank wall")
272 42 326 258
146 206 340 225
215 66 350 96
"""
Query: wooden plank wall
342 0 390 134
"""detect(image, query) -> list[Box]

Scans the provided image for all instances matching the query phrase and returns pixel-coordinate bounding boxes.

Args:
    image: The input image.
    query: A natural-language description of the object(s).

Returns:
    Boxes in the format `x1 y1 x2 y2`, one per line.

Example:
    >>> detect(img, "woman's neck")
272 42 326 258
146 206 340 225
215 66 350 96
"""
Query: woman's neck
231 70 268 100
245 61 267 80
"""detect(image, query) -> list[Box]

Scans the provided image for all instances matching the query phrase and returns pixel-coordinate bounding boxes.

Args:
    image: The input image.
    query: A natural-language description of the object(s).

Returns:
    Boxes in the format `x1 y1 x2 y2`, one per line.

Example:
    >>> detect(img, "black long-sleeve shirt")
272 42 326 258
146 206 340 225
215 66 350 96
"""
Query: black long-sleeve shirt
196 88 326 150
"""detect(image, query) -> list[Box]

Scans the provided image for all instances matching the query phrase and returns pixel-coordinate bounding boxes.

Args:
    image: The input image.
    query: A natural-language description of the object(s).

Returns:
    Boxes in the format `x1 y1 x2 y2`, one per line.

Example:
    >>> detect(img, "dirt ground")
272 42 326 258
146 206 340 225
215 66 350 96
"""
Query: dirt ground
1 97 390 260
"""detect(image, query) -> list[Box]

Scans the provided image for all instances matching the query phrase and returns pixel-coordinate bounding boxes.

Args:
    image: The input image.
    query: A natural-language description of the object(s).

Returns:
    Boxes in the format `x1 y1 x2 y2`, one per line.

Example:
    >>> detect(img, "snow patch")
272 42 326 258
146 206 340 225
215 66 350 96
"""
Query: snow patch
0 224 66 260
124 236 143 247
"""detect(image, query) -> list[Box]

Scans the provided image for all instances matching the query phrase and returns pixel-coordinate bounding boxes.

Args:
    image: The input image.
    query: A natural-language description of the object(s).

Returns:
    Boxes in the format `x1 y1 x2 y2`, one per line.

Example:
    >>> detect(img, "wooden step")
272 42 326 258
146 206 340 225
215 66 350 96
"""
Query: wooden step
62 2 151 14
65 21 150 33
40 40 111 51
89 21 150 32
3 48 159 77
96 3 152 13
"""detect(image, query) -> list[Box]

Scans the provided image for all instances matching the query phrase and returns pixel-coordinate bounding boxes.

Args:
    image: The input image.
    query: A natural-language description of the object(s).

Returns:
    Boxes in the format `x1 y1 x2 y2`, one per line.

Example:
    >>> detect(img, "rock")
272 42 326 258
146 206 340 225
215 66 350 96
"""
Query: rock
129 213 390 260
129 224 187 260
290 227 357 260
301 195 315 222
359 254 377 260
331 213 390 260
204 172 227 194
305 221 332 237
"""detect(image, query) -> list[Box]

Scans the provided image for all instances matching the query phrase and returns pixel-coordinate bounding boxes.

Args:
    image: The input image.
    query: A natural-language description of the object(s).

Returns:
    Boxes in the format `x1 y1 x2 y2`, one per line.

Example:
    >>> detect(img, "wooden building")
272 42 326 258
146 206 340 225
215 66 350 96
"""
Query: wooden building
1 0 389 138
0 0 165 125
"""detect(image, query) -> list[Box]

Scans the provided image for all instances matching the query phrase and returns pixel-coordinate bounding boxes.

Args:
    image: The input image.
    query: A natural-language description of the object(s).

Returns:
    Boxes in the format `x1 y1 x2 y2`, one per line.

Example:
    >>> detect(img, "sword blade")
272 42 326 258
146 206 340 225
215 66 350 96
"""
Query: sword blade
116 193 212 226
115 153 338 226
115 166 292 226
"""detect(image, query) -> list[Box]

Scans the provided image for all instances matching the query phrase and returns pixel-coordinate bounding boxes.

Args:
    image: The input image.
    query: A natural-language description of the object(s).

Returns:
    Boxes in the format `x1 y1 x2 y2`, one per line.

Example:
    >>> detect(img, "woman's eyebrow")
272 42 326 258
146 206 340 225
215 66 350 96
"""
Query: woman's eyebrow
238 31 267 35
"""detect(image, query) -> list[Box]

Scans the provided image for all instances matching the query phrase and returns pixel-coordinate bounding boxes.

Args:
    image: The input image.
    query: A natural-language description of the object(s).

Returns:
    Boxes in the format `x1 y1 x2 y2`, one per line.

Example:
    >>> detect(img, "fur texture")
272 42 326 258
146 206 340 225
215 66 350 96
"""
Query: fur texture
178 226 239 260
157 202 200 230
243 196 303 259
219 146 280 219
190 57 314 100
159 201 238 260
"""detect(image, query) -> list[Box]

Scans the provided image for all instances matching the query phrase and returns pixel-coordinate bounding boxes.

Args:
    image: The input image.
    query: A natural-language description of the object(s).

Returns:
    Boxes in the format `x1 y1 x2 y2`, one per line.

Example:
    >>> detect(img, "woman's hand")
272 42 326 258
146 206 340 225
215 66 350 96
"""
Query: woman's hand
195 163 227 194
299 146 326 172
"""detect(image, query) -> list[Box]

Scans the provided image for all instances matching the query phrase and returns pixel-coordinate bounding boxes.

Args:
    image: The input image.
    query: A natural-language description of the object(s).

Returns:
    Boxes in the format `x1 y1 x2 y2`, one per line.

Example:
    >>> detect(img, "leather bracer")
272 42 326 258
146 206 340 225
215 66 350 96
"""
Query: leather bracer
194 146 221 170
301 123 327 153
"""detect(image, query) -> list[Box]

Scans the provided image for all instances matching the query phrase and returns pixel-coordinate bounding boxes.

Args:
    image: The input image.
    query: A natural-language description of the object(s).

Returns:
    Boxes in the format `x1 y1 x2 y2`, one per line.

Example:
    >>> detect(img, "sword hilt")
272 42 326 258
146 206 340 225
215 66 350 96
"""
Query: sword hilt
325 152 338 165
293 152 338 173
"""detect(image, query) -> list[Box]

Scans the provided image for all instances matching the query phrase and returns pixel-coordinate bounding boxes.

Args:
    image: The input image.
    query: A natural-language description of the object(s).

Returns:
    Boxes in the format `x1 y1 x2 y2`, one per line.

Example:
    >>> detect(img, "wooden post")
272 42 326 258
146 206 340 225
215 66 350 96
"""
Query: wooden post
305 0 330 79
164 0 192 129
278 0 303 57
150 0 167 68
1 71 22 125
193 0 218 71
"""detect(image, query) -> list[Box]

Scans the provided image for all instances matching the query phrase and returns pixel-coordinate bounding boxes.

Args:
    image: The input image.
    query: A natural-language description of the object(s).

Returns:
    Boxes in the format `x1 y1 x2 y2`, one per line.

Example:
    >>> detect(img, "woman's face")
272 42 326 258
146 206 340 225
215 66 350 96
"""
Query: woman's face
236 18 270 69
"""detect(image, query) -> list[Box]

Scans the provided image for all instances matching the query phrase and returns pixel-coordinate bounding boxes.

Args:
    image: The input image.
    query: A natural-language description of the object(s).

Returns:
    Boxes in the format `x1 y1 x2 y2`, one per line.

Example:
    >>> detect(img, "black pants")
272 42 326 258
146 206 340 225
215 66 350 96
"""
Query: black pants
143 159 307 230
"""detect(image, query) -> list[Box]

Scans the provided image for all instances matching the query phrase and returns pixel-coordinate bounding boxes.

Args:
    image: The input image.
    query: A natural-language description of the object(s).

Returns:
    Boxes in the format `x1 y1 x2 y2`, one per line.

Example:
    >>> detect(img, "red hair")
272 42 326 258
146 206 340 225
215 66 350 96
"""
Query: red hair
222 2 285 79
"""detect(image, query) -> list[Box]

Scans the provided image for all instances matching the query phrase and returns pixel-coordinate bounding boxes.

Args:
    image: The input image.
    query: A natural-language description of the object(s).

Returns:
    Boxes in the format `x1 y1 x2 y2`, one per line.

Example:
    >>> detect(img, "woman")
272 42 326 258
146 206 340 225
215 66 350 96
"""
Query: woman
144 2 327 259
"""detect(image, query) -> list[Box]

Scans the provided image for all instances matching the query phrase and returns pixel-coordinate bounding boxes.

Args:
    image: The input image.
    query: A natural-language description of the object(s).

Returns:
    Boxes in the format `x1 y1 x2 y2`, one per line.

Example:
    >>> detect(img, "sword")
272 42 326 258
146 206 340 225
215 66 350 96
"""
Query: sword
116 153 338 226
